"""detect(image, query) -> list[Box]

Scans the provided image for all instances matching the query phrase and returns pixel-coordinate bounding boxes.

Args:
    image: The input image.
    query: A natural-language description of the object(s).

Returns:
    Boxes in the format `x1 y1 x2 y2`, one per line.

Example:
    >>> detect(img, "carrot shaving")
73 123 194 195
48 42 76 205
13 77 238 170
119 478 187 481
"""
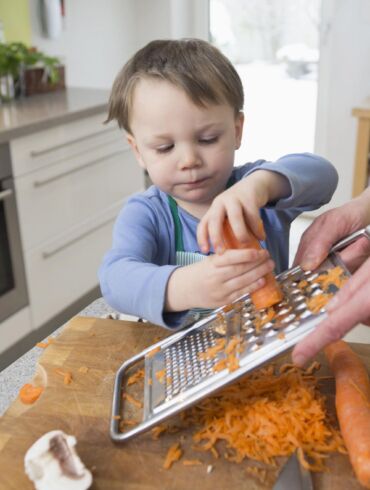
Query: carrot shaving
147 346 161 358
306 293 333 314
119 419 138 431
112 415 121 420
211 446 219 459
245 465 268 484
127 368 144 386
63 372 73 385
163 443 182 469
36 337 54 348
151 424 167 440
122 393 143 409
155 369 166 384
198 338 226 360
306 267 348 314
54 368 73 385
183 459 202 466
19 383 44 404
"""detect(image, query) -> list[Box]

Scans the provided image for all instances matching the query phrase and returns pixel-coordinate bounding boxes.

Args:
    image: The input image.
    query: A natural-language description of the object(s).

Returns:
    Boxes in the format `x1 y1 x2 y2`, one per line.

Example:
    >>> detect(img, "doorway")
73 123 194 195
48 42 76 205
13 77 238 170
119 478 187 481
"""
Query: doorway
209 0 321 165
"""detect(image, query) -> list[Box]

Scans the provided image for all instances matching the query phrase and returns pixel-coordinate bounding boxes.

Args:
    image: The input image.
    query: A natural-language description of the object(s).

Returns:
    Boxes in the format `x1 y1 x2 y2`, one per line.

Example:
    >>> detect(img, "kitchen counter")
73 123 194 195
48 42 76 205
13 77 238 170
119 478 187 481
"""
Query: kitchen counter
0 87 109 144
0 298 139 416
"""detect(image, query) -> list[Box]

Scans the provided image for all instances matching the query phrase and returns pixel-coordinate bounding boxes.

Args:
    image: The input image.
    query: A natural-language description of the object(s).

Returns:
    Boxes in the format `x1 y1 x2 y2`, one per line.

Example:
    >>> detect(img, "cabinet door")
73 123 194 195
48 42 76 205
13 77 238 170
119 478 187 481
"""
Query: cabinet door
10 114 121 177
25 203 122 328
15 142 143 251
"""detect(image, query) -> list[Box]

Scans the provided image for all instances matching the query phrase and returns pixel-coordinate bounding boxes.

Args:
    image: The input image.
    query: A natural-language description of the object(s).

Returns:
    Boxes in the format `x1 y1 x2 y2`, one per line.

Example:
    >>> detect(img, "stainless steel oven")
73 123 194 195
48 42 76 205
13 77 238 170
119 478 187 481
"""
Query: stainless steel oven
0 144 28 323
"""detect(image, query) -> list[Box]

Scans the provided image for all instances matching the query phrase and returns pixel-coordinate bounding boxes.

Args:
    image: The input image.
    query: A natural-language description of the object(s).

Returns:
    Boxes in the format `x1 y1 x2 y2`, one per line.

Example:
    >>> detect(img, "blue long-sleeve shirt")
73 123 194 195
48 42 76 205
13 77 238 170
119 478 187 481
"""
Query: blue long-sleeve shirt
99 153 338 329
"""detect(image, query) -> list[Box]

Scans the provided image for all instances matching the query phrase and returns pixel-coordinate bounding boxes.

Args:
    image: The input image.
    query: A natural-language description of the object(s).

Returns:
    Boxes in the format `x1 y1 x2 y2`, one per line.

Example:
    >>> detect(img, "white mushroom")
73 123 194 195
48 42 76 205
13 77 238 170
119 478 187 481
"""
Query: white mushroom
24 430 92 490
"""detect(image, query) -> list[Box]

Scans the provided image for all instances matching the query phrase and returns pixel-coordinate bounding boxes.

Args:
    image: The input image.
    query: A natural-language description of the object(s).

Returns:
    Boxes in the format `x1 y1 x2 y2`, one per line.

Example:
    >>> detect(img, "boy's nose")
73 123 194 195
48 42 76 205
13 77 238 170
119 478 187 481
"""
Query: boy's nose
179 147 201 169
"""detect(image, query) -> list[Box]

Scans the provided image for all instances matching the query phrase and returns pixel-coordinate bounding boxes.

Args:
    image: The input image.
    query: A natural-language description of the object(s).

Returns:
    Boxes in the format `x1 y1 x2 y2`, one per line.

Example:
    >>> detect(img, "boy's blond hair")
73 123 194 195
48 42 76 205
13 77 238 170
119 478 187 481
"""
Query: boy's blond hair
106 38 244 134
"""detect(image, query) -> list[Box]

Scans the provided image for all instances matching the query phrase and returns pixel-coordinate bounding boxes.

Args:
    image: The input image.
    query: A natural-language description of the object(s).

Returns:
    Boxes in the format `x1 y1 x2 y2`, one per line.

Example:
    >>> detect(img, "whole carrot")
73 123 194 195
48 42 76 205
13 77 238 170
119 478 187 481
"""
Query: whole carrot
325 340 370 489
222 218 283 310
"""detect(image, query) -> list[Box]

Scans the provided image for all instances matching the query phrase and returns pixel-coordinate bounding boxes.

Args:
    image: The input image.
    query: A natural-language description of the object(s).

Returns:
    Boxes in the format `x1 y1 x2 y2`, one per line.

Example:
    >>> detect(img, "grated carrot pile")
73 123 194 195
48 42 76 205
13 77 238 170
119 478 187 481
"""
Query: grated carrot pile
163 442 183 469
180 362 346 472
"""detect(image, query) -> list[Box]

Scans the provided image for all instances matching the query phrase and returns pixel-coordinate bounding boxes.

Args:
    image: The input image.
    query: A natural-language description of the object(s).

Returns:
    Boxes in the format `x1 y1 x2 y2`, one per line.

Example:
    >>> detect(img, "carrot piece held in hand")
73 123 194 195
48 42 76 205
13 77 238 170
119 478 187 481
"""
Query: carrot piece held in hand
325 341 370 489
223 218 283 310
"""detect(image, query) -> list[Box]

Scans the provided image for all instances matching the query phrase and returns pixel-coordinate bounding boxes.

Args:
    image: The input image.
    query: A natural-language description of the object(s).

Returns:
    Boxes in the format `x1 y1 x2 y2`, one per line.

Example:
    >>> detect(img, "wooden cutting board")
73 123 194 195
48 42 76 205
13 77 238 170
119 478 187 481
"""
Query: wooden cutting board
0 316 368 490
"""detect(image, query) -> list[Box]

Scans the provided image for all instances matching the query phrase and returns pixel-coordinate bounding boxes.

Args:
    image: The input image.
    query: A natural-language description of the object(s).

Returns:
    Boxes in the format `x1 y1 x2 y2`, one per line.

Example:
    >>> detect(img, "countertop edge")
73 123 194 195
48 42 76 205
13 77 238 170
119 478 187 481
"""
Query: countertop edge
0 103 107 144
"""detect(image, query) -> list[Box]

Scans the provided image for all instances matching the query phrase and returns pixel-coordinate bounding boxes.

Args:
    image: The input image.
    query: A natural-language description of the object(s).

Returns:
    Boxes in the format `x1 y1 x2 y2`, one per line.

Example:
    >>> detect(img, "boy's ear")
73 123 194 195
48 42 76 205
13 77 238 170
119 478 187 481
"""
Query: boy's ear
235 112 244 149
126 133 146 169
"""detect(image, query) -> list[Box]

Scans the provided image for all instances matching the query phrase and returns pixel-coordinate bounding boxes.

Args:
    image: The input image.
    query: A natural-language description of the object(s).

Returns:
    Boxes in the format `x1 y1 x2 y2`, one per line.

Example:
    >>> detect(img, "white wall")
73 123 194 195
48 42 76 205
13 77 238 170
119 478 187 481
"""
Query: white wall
29 0 209 89
29 0 137 89
315 0 370 208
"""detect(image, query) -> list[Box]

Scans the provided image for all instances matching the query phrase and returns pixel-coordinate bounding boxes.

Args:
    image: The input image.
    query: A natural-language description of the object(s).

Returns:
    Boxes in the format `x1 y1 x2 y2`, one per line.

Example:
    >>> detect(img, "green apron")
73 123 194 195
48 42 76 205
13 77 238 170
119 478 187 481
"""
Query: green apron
167 195 213 325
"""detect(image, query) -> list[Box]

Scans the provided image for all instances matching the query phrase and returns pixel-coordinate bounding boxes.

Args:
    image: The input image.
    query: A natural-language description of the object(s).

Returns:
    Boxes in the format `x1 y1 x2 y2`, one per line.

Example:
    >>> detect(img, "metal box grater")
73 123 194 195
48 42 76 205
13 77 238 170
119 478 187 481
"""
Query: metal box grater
111 252 352 442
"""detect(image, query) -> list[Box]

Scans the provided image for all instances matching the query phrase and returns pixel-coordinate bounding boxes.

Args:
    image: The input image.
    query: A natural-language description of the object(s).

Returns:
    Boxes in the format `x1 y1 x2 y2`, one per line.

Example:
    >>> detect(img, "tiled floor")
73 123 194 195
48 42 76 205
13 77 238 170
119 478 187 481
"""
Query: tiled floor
290 216 370 344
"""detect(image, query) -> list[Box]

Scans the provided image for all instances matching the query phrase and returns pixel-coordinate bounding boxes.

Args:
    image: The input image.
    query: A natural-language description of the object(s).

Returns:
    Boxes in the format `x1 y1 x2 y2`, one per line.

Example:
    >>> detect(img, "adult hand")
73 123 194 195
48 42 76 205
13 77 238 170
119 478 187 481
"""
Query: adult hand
294 187 370 271
292 256 370 366
197 170 290 254
165 248 274 312
293 198 368 271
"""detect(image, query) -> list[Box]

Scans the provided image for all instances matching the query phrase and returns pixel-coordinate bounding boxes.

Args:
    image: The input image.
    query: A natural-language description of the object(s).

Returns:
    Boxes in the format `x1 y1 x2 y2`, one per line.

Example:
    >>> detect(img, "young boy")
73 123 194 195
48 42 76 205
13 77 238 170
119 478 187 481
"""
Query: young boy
99 38 338 329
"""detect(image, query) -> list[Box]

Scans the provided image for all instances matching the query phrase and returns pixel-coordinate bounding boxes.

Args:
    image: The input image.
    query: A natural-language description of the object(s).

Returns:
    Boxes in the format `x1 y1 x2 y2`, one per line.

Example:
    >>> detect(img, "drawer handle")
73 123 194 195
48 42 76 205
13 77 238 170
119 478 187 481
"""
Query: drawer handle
30 127 117 157
33 149 128 187
0 189 13 201
42 215 116 259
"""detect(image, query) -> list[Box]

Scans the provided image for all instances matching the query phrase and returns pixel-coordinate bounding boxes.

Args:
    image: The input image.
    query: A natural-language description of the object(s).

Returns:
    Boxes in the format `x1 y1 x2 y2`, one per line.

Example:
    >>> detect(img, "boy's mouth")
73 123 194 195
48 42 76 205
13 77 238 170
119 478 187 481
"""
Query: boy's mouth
183 177 209 187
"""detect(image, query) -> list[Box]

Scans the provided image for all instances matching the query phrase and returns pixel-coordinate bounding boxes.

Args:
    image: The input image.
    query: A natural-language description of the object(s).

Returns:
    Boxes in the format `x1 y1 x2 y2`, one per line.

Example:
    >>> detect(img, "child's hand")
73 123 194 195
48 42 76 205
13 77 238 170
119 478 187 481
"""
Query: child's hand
197 170 290 254
165 248 275 311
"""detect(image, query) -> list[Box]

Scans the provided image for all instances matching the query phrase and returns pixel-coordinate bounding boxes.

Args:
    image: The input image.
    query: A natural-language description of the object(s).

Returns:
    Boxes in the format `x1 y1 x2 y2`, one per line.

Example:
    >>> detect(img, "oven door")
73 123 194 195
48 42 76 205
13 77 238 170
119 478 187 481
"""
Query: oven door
0 176 28 323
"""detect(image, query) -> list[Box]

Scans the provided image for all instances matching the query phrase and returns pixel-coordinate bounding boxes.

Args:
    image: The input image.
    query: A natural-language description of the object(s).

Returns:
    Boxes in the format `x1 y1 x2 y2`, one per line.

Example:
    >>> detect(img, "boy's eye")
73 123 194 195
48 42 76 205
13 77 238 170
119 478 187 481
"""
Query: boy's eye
156 144 174 154
199 136 218 144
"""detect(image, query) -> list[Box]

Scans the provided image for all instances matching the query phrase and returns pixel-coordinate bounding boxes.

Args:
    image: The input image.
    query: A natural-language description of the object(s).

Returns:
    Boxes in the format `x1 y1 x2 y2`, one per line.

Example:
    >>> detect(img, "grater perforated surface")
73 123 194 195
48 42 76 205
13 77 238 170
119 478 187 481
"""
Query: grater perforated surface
111 254 350 442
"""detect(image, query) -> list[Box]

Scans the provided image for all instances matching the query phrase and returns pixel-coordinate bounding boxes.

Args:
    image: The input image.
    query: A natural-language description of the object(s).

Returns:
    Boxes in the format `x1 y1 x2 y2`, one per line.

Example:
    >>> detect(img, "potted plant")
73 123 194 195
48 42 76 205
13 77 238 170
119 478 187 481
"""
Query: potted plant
0 42 64 101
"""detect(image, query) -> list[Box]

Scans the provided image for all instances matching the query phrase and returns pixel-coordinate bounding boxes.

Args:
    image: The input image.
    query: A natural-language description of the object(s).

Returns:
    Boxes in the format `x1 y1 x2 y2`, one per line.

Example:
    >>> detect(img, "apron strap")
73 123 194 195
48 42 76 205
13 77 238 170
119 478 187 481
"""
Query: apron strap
167 176 234 253
167 195 185 252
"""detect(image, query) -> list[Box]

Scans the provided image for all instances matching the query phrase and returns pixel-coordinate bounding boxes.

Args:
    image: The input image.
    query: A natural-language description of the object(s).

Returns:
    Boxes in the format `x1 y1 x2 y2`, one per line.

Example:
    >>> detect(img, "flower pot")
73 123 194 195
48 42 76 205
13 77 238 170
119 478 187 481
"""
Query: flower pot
23 65 65 96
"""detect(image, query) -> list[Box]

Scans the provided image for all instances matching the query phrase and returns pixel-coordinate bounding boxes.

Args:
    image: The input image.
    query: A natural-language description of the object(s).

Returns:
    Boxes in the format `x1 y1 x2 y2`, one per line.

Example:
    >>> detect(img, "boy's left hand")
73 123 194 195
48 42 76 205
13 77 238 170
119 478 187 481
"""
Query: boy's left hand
197 170 290 253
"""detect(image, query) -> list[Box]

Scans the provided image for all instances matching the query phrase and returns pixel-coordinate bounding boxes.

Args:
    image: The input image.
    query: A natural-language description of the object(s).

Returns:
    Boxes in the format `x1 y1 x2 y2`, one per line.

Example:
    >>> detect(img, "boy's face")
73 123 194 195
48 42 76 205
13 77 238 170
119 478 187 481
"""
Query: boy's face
127 78 244 215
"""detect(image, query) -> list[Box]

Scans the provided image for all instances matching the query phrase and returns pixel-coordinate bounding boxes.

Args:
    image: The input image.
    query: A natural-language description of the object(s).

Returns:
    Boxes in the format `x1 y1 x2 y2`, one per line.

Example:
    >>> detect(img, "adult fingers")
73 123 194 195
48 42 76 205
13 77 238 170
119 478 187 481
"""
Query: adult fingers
292 282 370 366
338 237 370 273
293 210 355 270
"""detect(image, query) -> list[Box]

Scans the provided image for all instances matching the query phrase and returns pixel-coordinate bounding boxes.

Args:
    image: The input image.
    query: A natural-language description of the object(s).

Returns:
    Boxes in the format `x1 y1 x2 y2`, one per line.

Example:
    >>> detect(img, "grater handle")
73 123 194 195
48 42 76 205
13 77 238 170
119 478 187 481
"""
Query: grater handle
330 225 370 253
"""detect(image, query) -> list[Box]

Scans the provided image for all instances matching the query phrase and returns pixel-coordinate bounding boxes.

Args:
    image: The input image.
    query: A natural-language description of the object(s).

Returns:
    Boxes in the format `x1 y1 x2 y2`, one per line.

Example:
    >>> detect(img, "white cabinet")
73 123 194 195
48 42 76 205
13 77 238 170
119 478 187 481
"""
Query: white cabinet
11 112 143 328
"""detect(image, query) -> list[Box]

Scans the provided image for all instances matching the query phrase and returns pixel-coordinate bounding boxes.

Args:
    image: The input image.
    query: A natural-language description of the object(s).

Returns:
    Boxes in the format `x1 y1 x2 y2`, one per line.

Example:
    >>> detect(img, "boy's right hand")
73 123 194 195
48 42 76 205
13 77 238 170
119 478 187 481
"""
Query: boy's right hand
165 248 275 312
